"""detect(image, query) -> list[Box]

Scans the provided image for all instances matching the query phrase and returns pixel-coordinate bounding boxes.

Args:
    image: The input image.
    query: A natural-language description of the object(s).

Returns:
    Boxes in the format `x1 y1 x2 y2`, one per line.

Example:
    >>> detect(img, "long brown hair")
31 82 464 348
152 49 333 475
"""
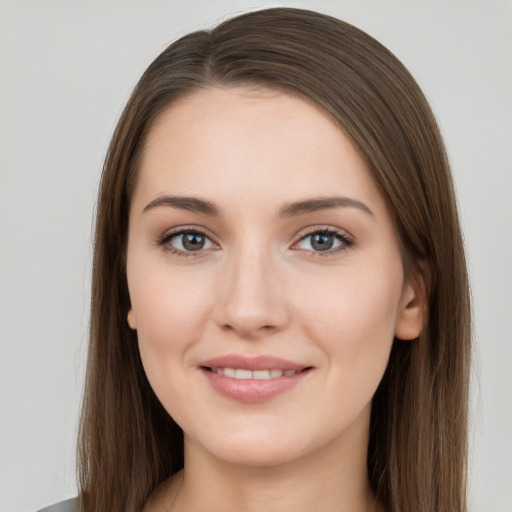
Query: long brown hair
78 8 471 512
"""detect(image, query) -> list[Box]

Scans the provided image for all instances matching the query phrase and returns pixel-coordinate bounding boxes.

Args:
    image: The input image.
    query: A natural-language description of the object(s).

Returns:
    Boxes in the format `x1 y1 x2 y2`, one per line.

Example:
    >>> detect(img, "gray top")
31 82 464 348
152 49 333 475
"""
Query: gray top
36 498 78 512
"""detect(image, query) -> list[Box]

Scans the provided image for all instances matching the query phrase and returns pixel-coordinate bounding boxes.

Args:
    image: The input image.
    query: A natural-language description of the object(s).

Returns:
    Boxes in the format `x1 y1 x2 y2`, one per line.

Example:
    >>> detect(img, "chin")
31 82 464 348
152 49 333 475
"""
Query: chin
187 422 312 468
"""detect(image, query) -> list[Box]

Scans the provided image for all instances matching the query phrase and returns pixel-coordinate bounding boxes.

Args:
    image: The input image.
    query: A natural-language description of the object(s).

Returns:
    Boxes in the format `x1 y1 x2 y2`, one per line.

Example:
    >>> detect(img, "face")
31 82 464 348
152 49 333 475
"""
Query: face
126 87 423 468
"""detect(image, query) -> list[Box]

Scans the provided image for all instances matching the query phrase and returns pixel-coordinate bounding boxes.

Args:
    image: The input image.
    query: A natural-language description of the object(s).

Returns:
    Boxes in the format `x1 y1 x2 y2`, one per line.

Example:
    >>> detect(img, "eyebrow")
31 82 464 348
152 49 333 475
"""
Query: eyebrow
278 197 374 217
143 196 220 216
142 195 373 218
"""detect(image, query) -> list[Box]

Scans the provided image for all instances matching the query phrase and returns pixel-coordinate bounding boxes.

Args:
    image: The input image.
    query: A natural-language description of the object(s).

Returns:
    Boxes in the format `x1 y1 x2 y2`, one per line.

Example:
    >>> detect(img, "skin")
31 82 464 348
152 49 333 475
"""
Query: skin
126 87 424 512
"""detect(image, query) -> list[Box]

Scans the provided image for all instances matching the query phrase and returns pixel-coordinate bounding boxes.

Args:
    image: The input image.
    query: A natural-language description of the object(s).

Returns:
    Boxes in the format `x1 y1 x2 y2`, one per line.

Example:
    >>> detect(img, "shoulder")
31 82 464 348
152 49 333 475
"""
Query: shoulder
36 497 78 512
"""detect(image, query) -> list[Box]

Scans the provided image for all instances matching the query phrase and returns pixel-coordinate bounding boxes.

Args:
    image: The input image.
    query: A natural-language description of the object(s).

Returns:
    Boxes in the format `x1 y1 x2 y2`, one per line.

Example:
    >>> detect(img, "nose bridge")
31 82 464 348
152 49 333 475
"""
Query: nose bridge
216 238 288 336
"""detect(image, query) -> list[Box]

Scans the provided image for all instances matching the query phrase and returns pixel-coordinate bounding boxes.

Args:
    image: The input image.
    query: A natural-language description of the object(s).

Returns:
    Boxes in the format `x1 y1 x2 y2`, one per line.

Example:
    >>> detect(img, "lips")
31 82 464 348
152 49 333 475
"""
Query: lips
199 354 312 402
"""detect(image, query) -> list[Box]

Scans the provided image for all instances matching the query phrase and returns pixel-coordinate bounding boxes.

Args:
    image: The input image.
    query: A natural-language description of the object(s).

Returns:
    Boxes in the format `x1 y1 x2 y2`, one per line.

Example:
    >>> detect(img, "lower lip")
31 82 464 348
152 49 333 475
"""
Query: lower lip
201 368 310 403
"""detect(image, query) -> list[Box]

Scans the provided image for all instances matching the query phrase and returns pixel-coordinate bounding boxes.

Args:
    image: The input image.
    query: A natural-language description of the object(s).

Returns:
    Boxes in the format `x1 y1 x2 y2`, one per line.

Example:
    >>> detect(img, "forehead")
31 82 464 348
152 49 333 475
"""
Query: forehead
133 86 387 217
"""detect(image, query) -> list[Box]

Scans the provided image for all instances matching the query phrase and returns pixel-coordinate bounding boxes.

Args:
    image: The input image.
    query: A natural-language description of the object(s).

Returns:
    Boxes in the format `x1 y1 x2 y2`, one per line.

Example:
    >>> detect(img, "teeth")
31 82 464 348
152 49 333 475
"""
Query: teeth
223 368 236 378
235 369 252 380
212 368 298 379
253 370 274 379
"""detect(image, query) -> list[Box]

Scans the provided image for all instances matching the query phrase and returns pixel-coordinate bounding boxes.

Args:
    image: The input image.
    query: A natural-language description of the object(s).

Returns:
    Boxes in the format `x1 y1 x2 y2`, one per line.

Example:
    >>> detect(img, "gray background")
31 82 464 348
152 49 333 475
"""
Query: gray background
1 1 511 511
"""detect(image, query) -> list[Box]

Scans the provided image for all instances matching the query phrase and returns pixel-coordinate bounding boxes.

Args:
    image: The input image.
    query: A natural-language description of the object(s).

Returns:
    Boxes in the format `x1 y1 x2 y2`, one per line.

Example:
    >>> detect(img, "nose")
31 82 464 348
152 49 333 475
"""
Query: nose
214 245 290 339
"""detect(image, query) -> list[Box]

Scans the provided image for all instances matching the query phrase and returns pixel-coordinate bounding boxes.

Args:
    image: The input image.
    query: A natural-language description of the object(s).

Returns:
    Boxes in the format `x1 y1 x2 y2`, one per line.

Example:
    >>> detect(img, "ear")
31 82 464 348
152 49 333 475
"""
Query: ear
395 268 427 341
127 307 137 330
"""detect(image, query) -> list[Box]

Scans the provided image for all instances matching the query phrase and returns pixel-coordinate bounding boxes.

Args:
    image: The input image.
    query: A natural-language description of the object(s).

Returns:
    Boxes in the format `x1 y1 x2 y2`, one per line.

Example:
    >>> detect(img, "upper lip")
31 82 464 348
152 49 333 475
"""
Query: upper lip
199 354 310 371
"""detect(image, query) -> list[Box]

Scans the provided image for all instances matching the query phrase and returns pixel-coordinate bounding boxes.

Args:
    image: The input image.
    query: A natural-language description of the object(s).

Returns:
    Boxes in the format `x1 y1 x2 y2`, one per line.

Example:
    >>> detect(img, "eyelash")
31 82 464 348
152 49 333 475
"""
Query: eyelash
293 228 353 257
155 226 353 258
155 227 215 258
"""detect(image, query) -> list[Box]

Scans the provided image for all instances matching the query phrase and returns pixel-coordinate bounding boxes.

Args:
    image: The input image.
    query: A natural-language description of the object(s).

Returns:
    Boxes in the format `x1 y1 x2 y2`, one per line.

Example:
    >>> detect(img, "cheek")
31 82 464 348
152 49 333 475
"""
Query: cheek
129 269 219 426
131 262 214 335
297 262 403 383
128 264 215 383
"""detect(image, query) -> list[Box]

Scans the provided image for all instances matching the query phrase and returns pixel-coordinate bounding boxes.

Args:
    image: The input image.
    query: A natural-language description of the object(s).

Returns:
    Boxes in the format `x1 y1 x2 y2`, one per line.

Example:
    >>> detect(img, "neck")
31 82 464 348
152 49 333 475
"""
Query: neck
161 406 382 512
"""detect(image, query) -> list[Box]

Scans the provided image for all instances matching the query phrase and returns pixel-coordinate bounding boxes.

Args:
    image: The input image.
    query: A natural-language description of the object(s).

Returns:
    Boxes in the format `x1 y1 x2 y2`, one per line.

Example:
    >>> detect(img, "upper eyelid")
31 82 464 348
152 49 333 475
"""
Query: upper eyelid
159 225 214 240
294 225 353 240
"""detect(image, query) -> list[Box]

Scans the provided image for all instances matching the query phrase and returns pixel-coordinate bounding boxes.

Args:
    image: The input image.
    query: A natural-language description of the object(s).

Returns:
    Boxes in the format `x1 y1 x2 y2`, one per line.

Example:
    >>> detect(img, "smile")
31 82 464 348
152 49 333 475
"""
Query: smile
199 355 312 402
206 368 301 379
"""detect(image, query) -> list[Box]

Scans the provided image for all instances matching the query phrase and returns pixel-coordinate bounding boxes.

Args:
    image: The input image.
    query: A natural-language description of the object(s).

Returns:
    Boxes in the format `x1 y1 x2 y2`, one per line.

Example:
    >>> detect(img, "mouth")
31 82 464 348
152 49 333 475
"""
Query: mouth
198 355 313 402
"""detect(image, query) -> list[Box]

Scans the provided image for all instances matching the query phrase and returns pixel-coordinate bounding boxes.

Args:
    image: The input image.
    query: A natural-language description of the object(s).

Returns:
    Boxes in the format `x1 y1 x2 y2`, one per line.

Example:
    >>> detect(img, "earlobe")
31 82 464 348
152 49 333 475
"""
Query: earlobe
394 271 427 341
127 308 137 330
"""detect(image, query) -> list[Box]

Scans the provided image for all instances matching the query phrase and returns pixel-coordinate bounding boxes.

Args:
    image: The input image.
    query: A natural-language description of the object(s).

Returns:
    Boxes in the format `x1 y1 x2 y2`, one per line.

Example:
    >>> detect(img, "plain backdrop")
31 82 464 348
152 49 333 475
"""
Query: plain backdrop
0 1 511 511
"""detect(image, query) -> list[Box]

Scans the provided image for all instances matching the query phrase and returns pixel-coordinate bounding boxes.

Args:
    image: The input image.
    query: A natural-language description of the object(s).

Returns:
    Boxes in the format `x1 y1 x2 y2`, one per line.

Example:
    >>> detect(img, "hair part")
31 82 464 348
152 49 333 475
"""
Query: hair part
78 8 471 512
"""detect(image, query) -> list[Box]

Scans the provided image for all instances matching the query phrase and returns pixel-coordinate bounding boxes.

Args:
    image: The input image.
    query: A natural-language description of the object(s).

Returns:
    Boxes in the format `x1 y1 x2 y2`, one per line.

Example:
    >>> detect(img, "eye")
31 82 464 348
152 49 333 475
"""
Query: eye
157 229 217 255
294 229 352 254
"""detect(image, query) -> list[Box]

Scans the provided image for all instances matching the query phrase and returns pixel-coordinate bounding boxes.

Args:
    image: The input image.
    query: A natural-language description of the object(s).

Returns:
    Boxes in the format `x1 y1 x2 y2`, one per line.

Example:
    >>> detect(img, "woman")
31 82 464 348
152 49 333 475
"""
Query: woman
40 7 471 512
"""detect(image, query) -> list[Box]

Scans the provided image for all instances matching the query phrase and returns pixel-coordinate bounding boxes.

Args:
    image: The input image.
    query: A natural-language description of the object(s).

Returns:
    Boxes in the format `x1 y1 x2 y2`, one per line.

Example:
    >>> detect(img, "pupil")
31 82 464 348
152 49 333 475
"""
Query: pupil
183 233 205 251
311 233 333 251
